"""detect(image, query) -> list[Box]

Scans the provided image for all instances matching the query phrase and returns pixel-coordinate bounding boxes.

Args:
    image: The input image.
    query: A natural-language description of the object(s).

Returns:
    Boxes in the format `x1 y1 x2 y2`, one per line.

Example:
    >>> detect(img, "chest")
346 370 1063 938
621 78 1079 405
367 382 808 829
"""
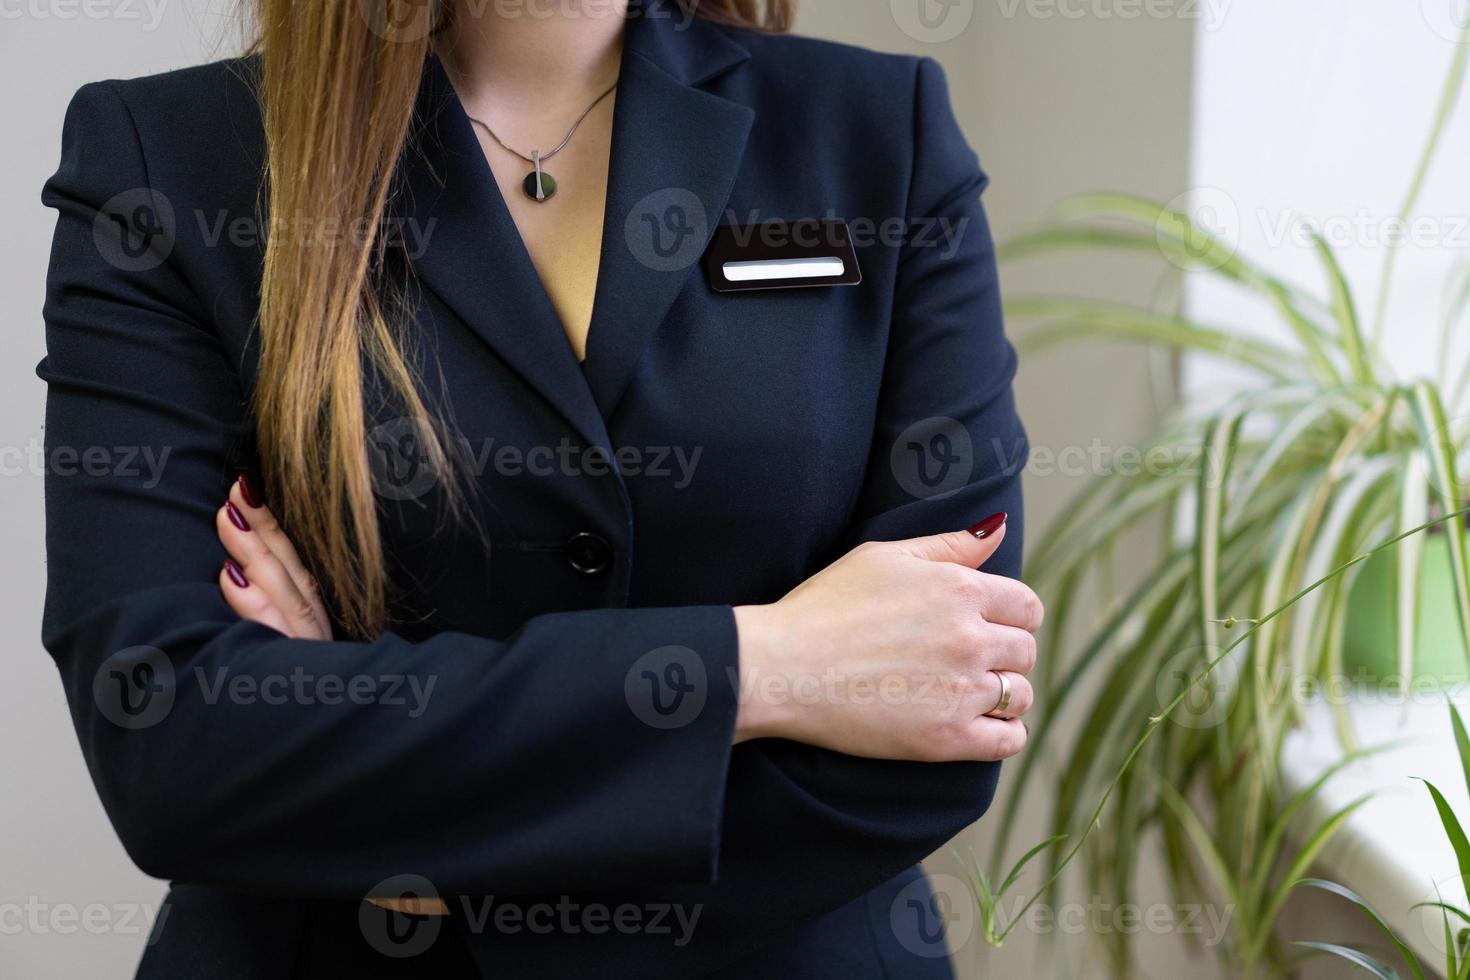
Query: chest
470 98 615 362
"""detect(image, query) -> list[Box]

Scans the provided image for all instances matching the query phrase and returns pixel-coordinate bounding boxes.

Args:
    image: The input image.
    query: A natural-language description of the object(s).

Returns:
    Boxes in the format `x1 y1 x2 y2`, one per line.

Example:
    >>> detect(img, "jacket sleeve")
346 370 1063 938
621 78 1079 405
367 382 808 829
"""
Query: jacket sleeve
39 80 744 899
468 57 1030 976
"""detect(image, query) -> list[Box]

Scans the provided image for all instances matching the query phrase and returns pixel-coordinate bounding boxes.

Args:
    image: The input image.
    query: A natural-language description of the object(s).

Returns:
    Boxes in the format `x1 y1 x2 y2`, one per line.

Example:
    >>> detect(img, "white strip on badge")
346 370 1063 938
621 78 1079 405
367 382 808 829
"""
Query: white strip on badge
721 257 848 282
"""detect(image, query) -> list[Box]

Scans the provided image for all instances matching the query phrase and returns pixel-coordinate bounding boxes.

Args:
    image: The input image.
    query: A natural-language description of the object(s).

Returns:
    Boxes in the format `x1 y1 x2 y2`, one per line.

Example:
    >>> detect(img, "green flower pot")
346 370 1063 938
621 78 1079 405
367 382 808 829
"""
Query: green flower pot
1342 533 1470 688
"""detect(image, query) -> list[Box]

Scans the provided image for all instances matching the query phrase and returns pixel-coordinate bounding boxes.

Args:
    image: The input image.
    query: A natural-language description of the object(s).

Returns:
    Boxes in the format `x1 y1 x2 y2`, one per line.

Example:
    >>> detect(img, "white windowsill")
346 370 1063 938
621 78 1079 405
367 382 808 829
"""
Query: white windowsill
1280 692 1470 971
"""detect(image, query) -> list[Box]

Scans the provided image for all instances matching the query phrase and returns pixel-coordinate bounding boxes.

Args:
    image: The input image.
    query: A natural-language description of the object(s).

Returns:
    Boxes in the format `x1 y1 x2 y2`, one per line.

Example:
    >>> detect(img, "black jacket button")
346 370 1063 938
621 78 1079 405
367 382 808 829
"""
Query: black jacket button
566 532 612 575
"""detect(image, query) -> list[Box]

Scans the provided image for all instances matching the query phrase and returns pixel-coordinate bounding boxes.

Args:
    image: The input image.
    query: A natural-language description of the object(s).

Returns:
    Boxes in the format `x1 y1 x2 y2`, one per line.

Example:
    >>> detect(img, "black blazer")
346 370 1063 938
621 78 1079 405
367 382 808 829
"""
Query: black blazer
39 3 1028 977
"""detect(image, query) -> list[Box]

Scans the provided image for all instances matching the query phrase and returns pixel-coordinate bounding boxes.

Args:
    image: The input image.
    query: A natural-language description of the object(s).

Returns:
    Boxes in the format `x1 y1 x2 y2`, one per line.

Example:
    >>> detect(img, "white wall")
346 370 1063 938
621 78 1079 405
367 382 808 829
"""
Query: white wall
1183 1 1470 395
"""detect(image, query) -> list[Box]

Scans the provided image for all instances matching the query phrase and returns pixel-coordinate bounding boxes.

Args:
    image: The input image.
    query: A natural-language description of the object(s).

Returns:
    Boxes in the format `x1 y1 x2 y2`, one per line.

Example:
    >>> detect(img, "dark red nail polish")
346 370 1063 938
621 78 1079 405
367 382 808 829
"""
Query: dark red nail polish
237 473 263 509
224 559 249 588
226 501 251 532
967 511 1008 539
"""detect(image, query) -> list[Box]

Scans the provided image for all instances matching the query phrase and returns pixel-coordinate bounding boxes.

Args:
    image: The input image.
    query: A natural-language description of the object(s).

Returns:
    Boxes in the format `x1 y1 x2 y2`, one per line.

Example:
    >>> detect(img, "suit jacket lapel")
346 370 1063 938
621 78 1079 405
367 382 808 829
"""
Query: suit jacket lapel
581 2 755 419
393 56 612 454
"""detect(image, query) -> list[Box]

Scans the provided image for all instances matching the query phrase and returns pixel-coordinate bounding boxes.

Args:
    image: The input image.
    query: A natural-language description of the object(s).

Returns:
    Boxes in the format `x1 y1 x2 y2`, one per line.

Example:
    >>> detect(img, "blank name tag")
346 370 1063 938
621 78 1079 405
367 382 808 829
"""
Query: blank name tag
703 219 862 292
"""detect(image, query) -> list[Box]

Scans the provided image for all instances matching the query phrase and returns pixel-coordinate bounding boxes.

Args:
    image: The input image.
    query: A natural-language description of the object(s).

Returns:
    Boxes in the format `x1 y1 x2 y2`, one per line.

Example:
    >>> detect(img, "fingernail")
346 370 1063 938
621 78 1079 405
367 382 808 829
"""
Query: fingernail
226 501 251 532
237 473 263 509
967 512 1008 539
224 559 249 588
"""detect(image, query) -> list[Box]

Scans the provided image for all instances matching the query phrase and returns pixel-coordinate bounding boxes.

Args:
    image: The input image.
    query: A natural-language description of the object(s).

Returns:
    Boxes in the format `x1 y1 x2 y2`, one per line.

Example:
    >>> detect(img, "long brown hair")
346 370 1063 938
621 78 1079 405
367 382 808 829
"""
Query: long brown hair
251 0 792 637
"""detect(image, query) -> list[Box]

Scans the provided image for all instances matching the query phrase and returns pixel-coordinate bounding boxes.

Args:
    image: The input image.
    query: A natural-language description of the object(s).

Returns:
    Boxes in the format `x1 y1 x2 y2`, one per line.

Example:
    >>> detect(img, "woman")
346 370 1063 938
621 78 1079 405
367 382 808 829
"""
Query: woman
39 0 1041 976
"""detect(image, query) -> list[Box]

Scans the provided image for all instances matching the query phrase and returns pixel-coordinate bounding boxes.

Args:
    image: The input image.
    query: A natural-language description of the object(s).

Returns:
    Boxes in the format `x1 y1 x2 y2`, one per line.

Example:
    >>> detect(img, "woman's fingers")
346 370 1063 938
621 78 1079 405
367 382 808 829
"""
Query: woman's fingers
216 496 325 640
218 560 294 635
229 475 331 638
968 716 1028 760
979 669 1033 721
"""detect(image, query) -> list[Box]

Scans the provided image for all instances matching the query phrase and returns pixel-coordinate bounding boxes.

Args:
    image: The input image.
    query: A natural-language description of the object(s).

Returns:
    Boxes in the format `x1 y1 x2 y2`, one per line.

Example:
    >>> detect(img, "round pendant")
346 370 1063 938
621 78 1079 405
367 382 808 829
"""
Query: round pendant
523 170 557 202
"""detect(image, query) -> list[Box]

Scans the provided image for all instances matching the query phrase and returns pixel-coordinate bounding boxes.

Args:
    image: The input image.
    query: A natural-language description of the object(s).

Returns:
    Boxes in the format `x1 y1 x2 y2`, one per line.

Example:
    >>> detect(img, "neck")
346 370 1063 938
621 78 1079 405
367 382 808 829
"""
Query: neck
440 0 629 110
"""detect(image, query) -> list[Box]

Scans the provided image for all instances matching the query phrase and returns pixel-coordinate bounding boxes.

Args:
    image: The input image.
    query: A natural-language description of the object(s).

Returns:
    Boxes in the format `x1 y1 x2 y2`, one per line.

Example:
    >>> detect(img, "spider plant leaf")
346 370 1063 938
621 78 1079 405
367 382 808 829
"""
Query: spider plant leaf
1411 901 1470 930
1253 793 1374 954
1197 411 1245 654
988 546 1197 868
1251 745 1398 905
1416 777 1470 890
1453 706 1470 804
997 834 1067 898
1409 382 1470 671
1294 878 1426 980
1227 390 1362 525
1008 297 1302 380
1049 193 1343 383
1311 232 1373 385
1292 942 1407 980
1148 771 1243 916
1397 454 1431 688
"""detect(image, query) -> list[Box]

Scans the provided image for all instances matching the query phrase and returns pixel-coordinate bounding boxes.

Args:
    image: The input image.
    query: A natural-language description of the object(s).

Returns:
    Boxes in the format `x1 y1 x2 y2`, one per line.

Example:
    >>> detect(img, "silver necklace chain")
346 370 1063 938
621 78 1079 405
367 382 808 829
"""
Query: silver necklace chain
465 82 618 166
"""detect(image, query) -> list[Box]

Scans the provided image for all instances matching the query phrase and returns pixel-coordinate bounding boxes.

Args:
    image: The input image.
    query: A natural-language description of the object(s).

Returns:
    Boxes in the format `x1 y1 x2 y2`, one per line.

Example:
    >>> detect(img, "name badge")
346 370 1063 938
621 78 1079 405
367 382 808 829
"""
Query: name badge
703 219 863 293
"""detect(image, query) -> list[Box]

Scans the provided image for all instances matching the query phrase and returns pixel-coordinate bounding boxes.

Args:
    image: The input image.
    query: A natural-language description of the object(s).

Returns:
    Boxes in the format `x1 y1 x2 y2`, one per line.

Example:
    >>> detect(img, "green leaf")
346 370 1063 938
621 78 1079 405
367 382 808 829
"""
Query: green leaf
1409 382 1470 674
997 834 1066 898
1009 296 1302 380
1417 778 1470 891
1396 455 1431 689
1295 878 1425 980
1293 941 1407 980
1311 232 1373 385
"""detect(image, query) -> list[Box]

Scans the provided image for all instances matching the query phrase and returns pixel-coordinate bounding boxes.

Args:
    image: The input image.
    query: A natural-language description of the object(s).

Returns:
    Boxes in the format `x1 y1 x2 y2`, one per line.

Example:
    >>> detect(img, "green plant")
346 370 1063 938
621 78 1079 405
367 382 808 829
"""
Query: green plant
969 23 1470 979
1293 705 1470 980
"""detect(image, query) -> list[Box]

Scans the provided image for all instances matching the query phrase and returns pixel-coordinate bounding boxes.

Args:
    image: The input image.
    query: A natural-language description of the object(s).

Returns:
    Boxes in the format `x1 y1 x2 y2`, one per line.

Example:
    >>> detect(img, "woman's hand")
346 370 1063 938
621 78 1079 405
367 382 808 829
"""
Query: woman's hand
216 474 333 641
733 513 1041 763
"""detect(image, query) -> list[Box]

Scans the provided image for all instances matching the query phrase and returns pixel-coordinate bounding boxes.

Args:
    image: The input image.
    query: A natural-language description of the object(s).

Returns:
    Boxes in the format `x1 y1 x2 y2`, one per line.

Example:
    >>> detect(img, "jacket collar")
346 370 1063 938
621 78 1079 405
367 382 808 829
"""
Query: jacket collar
393 2 754 451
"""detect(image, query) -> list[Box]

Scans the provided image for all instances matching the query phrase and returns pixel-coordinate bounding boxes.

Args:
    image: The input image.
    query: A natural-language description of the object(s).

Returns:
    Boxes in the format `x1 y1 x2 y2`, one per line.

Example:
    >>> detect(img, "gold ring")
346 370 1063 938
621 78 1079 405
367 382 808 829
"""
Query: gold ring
987 671 1013 718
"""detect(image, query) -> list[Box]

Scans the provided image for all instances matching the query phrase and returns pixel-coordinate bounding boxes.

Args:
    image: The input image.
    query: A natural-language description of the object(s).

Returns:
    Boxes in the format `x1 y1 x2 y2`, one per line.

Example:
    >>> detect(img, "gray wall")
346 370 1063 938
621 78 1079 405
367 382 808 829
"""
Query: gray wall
1 2 1189 976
